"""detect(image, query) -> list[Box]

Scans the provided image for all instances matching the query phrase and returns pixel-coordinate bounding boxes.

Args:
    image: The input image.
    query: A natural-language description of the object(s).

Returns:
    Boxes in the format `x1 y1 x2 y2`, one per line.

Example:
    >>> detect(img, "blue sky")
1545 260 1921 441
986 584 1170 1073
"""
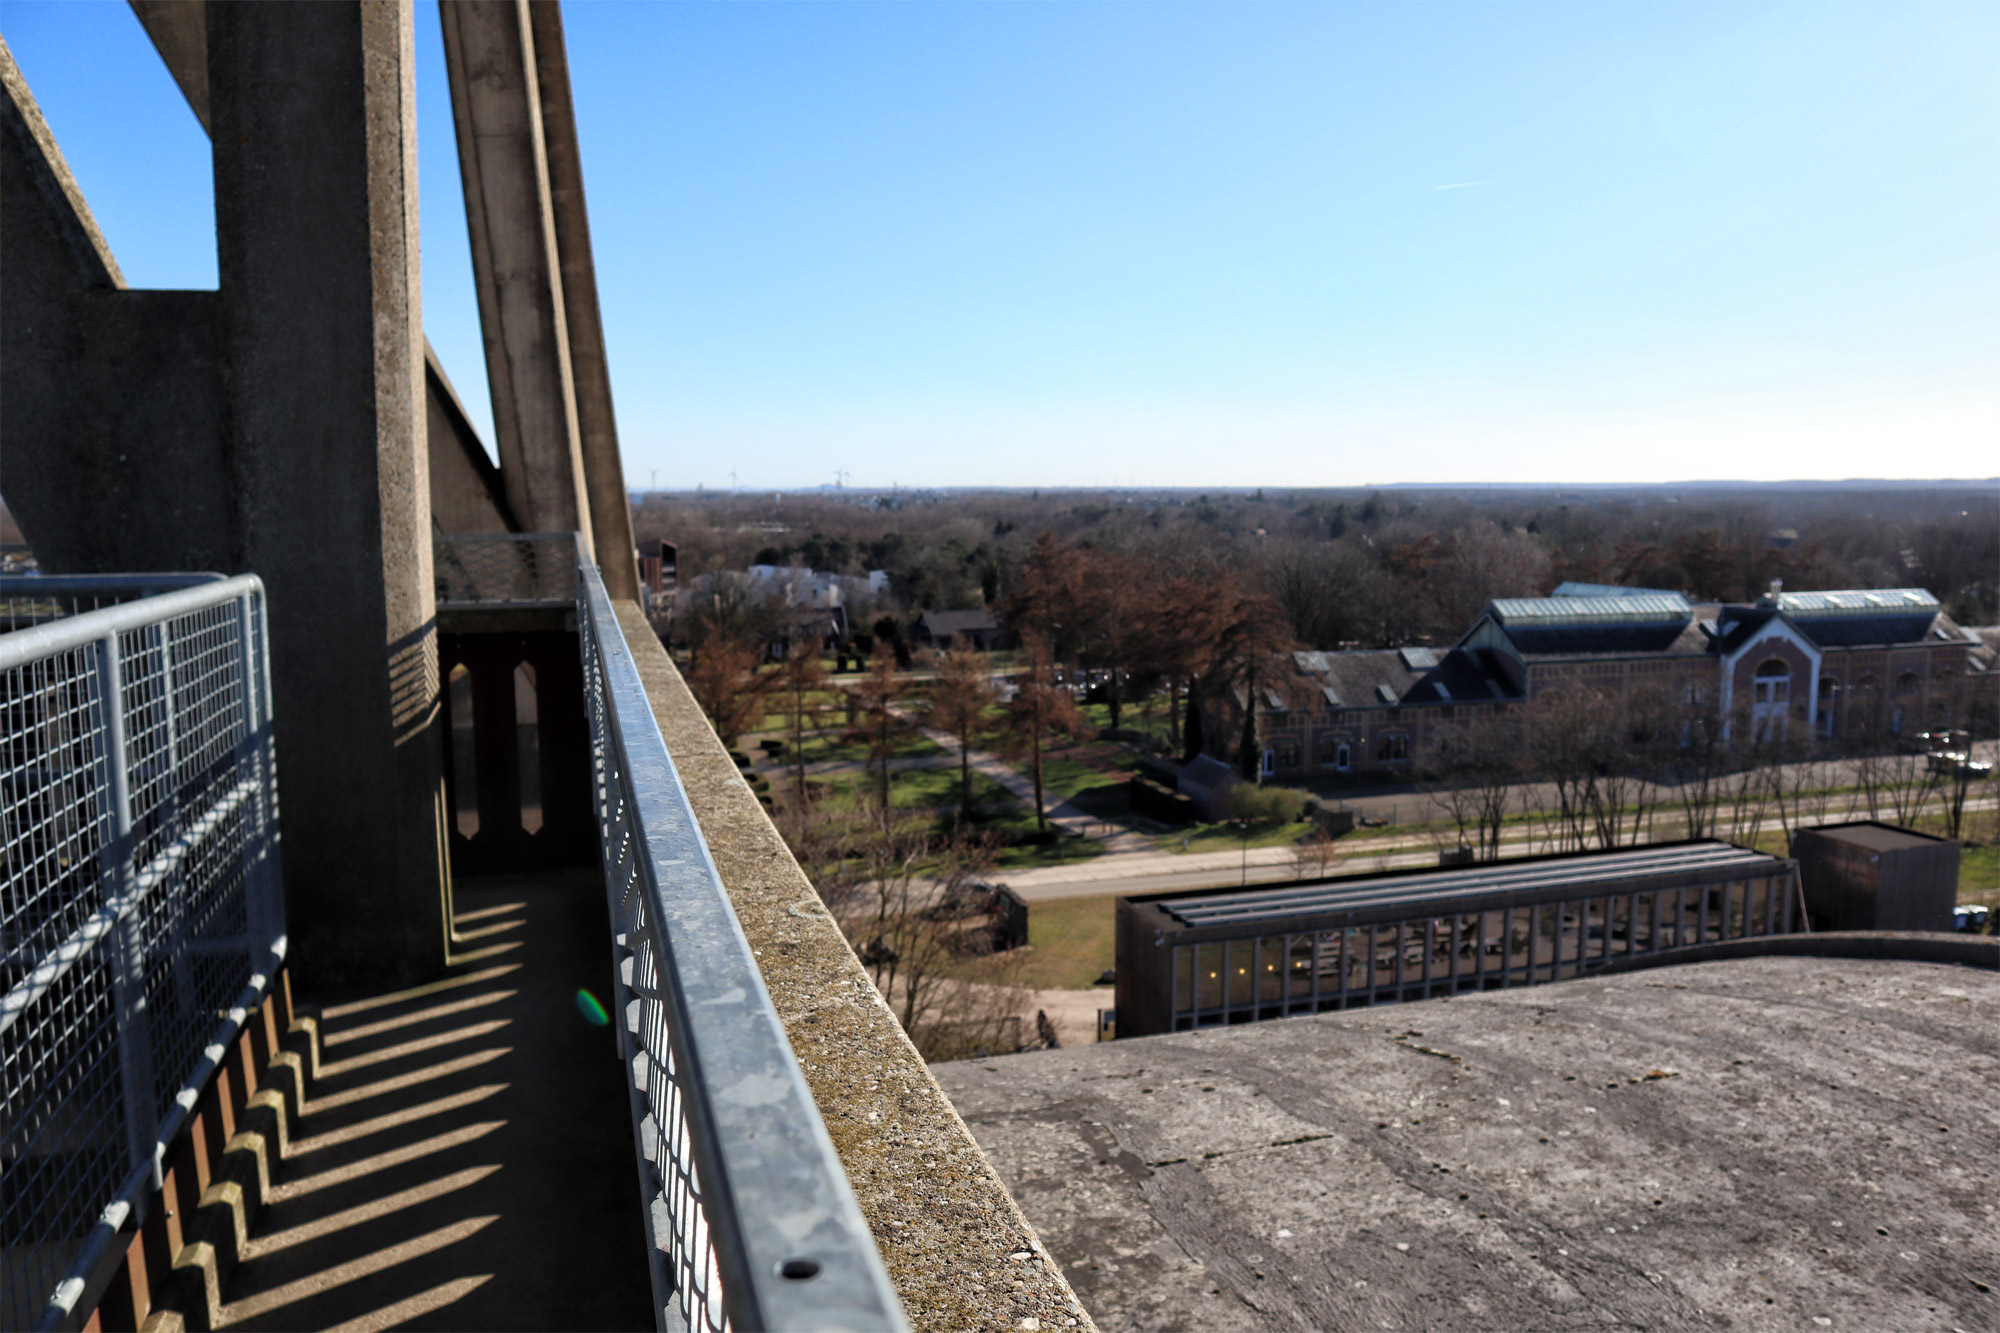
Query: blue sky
4 1 1995 488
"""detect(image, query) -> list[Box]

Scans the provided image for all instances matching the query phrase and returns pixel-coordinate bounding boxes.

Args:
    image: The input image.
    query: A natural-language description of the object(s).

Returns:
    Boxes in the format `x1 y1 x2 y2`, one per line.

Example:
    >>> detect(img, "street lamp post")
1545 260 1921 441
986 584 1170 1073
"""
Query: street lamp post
1236 819 1249 887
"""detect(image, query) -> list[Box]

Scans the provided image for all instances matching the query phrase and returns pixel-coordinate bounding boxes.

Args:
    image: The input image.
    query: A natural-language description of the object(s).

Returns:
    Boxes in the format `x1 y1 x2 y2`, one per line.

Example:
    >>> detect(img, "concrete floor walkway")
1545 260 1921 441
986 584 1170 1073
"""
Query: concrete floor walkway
217 872 651 1331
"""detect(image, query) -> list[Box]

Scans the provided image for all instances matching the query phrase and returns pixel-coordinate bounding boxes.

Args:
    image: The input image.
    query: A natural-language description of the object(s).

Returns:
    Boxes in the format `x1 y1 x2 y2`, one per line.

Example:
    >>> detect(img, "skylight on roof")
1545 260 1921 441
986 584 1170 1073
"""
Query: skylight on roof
1778 588 1939 617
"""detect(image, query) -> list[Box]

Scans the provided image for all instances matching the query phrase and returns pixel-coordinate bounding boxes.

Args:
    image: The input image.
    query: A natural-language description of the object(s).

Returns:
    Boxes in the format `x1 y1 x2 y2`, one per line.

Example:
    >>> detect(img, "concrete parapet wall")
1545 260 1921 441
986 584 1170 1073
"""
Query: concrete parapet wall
613 603 1096 1333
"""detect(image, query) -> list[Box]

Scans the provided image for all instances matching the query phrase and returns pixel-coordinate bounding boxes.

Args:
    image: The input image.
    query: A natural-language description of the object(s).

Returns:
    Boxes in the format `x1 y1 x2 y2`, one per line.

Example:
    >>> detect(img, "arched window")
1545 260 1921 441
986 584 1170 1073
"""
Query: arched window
1893 671 1921 697
1335 742 1351 772
1751 659 1790 744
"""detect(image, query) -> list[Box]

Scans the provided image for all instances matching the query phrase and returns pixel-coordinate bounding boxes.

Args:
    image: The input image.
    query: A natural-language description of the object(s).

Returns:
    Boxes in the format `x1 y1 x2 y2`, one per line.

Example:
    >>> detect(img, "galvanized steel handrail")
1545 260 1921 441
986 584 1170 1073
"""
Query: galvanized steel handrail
0 574 284 1331
577 548 905 1333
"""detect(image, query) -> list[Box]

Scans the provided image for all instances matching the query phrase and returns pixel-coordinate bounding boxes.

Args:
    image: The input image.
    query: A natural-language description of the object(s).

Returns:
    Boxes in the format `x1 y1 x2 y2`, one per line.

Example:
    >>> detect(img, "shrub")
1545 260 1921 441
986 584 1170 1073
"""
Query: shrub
1225 783 1309 827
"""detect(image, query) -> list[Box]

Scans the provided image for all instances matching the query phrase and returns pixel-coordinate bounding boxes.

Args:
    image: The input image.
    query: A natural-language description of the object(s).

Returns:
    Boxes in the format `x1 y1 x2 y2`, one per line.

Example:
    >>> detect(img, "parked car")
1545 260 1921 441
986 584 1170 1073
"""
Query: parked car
1928 751 1994 778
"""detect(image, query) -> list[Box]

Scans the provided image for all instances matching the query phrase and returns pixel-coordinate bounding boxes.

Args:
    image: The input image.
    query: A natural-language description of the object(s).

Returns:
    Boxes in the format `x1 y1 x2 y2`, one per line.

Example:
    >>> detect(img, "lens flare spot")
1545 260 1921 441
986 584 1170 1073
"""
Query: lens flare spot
575 988 609 1027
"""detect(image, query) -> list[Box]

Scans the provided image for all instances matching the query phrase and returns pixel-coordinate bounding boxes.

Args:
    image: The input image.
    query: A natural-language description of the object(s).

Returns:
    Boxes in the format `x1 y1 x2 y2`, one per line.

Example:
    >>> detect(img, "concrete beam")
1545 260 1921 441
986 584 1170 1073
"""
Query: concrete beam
526 1 637 597
438 0 594 545
207 0 447 987
128 1 209 131
426 340 518 534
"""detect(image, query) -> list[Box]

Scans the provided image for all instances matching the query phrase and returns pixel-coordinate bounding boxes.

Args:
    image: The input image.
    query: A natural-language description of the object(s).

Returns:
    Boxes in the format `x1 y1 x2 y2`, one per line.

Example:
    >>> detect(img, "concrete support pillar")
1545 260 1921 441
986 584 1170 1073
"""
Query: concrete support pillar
207 0 447 987
438 0 595 547
526 0 638 598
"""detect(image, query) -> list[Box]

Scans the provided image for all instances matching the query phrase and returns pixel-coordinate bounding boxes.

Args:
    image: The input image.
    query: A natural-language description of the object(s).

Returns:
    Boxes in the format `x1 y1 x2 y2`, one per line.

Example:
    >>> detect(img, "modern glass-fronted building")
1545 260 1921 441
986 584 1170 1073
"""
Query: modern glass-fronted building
1114 841 1799 1037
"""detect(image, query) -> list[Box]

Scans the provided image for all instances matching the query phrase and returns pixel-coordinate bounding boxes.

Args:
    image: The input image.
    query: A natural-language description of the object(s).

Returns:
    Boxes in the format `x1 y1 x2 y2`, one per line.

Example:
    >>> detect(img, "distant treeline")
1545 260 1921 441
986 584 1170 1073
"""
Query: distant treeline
633 484 2000 646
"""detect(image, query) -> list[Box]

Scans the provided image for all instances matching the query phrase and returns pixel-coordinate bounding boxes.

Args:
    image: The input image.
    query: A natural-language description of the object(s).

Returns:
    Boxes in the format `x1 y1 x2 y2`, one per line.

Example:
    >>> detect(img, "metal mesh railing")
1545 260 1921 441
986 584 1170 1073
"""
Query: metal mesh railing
0 576 284 1332
435 533 579 610
576 550 905 1333
1 573 226 635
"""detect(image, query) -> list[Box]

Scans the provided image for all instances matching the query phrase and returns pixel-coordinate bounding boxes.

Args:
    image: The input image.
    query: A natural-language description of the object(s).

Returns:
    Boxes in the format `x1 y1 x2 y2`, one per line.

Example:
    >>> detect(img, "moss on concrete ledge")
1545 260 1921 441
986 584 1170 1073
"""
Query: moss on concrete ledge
616 604 1097 1333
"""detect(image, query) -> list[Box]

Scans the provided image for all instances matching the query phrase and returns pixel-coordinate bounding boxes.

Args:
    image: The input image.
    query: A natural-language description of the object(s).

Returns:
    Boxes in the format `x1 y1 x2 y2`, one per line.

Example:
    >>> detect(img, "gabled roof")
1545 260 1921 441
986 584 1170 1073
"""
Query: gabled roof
1288 648 1417 709
1284 646 1518 709
1401 647 1522 704
1178 754 1238 793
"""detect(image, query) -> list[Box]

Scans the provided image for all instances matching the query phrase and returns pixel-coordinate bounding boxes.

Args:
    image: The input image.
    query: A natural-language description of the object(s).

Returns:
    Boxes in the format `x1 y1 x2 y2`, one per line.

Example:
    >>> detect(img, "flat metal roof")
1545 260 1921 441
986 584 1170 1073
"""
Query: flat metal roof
1158 842 1786 929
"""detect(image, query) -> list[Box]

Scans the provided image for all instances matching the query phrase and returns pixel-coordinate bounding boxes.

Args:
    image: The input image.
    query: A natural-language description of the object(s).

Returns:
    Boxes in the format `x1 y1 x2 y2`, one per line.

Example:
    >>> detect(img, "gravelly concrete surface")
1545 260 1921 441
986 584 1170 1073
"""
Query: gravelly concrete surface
934 956 2000 1333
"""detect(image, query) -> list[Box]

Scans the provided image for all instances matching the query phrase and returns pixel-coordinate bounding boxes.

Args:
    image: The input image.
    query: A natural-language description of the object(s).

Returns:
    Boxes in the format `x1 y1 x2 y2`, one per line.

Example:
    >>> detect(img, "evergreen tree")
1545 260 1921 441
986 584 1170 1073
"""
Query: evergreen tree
1238 684 1261 783
1183 687 1205 763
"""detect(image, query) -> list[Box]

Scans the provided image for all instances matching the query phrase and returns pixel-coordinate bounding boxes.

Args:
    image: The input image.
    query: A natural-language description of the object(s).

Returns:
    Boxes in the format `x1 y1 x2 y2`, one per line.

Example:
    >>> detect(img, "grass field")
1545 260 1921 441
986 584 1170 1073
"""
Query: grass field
991 828 1108 872
804 768 1007 813
1954 842 1998 914
1170 819 1316 855
1010 893 1119 990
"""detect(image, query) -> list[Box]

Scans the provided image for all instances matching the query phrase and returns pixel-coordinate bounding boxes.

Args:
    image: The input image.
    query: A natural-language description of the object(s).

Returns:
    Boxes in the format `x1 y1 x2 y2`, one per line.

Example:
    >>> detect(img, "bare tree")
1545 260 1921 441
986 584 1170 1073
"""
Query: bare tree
852 644 903 823
1418 711 1518 861
999 630 1085 834
1291 826 1343 879
1527 690 1601 852
813 811 1030 1060
684 624 770 748
776 638 828 804
1877 744 1941 829
927 645 998 826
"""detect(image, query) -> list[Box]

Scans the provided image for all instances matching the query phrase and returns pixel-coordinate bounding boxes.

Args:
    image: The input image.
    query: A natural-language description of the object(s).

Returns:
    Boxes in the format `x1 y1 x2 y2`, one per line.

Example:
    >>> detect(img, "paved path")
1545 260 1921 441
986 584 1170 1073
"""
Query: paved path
998 793 2000 902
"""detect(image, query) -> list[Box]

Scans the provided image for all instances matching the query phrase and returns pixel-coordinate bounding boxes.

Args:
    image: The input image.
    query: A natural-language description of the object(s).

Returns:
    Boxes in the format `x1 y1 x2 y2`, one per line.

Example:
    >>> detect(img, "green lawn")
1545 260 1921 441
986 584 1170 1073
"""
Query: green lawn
988 821 1108 871
783 727 946 766
1036 753 1145 801
1168 819 1317 855
804 767 1004 813
1954 842 1998 914
1008 893 1119 989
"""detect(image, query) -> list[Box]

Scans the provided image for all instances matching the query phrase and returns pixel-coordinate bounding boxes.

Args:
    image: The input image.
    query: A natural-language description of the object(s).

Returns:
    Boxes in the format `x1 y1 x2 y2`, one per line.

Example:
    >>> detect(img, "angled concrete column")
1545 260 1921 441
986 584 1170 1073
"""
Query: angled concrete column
527 0 638 597
127 1 209 130
439 0 594 546
208 0 447 987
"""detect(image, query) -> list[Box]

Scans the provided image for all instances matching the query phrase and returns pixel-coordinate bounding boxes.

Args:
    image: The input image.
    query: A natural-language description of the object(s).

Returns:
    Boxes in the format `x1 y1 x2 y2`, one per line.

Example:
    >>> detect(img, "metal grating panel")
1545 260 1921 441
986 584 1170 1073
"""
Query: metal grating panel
0 576 283 1332
434 533 580 609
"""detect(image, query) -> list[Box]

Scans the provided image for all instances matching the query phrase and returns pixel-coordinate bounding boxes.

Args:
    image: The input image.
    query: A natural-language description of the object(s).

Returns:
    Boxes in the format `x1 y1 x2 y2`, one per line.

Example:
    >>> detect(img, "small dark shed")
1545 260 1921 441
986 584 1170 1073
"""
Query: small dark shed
1791 821 1957 933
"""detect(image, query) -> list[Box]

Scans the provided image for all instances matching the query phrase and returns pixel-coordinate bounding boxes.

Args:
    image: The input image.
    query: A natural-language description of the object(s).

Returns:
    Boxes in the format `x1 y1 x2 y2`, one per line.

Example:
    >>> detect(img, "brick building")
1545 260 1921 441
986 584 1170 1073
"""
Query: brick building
1205 583 1993 782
